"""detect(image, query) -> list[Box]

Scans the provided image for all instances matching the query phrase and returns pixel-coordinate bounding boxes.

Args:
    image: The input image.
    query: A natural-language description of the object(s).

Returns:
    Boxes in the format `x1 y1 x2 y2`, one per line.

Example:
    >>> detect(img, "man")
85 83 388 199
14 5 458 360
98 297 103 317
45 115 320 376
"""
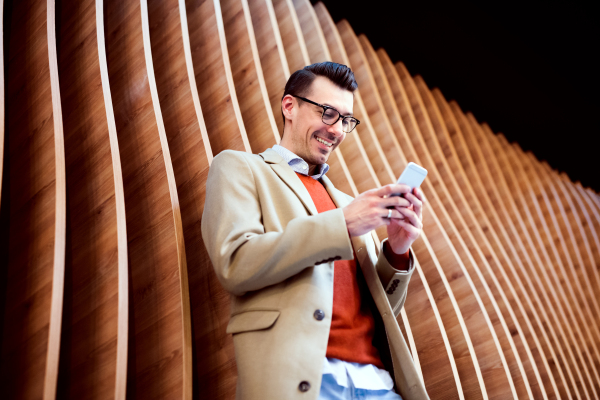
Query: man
201 62 429 400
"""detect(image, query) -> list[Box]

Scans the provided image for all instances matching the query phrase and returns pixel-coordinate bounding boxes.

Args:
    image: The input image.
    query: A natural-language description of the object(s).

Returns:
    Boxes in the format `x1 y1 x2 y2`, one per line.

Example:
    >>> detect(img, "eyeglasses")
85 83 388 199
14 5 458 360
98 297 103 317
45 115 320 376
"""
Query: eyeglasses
293 95 360 133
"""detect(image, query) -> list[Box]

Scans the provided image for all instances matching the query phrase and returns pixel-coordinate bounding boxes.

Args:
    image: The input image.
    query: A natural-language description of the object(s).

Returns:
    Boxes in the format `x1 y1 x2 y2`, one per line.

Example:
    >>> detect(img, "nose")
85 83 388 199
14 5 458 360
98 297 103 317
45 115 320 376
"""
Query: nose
326 118 345 138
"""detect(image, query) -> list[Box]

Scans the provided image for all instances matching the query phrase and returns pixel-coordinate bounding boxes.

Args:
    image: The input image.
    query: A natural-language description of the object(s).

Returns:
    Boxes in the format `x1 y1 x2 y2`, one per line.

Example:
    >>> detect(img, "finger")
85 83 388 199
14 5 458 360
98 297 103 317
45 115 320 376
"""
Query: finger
397 207 422 230
381 208 405 220
375 183 411 198
404 192 423 217
391 218 421 237
382 195 411 209
413 187 426 204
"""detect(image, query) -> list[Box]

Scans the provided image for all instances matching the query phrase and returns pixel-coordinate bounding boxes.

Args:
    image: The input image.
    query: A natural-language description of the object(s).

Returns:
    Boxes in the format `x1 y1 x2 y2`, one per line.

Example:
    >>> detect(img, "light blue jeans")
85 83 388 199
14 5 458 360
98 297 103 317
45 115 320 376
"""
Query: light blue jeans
318 374 403 400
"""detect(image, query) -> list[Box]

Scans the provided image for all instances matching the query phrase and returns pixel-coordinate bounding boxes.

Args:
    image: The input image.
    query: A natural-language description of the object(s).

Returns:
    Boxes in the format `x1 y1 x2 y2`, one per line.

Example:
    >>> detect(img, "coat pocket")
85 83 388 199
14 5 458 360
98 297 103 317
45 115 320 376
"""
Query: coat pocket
226 310 281 335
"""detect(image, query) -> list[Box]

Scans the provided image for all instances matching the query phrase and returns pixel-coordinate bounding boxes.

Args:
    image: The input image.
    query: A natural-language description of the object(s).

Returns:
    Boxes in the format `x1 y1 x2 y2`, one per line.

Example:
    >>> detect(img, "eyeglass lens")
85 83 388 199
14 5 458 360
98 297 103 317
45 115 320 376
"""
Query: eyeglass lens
322 108 357 133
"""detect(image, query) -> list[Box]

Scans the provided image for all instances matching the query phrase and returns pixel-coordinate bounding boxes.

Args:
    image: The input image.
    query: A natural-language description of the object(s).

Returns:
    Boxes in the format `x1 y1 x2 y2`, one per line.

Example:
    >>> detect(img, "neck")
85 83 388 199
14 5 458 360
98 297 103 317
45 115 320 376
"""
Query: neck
277 142 320 176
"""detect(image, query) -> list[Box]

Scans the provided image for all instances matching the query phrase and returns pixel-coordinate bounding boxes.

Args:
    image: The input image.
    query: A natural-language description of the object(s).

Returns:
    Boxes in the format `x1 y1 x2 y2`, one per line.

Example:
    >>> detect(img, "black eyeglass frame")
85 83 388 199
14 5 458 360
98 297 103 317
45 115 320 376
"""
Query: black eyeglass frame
293 95 360 133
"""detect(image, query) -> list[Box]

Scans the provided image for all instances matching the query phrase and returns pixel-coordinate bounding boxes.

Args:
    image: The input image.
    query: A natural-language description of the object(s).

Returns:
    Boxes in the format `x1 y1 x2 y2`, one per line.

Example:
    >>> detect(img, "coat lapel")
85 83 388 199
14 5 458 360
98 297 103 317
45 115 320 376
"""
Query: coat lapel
260 149 318 216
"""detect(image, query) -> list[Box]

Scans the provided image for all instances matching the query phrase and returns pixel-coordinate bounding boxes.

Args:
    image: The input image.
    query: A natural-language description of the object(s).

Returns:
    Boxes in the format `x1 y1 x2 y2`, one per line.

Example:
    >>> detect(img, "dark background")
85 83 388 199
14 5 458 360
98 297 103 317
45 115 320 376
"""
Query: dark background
315 0 599 192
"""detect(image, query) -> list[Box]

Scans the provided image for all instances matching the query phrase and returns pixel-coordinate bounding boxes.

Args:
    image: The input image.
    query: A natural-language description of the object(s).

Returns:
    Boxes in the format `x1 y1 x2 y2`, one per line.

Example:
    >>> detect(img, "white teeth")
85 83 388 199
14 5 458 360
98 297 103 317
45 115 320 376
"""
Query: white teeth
316 137 333 147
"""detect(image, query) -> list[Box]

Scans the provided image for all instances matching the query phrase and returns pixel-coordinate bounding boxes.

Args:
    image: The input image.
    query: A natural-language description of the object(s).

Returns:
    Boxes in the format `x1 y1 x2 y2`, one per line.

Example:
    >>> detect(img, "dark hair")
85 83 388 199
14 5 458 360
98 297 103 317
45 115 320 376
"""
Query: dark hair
281 62 357 131
282 62 358 100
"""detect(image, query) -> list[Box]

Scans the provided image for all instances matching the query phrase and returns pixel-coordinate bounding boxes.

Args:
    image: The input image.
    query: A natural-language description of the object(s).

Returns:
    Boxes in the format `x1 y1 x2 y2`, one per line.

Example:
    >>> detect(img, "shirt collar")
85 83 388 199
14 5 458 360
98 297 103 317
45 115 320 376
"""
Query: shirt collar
271 145 330 180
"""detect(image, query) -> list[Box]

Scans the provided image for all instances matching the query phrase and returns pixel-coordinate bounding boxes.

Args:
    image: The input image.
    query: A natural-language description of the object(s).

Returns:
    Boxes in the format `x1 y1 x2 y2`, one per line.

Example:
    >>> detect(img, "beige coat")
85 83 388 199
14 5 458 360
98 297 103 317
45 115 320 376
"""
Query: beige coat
201 149 429 400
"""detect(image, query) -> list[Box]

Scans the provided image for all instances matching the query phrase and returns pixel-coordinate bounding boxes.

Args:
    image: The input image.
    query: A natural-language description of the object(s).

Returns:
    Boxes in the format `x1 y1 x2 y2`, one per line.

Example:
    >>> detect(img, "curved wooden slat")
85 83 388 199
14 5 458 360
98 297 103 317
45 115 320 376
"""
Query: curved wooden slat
517 150 600 396
104 0 187 397
185 0 251 156
45 1 68 397
474 124 582 398
507 139 600 341
96 1 129 397
423 85 539 399
53 0 124 398
538 160 600 330
374 51 487 398
0 0 62 398
441 96 555 399
572 182 600 296
511 144 597 398
140 0 193 398
247 0 290 134
367 43 521 397
339 28 406 178
406 251 463 399
222 0 280 152
272 0 310 72
147 0 238 398
394 63 516 399
485 115 599 399
455 106 566 399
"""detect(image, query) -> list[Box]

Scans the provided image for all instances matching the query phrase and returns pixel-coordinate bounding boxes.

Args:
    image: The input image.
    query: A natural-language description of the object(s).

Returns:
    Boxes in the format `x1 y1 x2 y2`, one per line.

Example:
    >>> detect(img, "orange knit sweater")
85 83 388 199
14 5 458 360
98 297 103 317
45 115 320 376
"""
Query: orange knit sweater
296 173 409 368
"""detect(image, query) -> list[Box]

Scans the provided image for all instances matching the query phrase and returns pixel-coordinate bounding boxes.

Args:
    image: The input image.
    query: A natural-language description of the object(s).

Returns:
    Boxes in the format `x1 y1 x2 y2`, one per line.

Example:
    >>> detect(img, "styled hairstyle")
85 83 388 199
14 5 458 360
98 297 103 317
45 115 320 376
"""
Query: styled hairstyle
281 62 357 131
282 61 358 100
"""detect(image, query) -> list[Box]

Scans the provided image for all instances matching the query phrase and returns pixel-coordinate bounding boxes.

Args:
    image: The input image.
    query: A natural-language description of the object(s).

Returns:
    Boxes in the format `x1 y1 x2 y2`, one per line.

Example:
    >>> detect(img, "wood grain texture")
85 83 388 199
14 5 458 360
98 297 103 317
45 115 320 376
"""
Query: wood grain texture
371 49 485 398
405 253 463 399
0 0 59 398
221 0 280 152
247 0 290 134
54 0 122 398
515 147 599 397
95 1 130 397
452 105 561 399
272 0 310 72
473 122 576 398
394 62 519 399
147 0 238 398
439 94 550 400
104 0 185 397
506 137 598 398
421 82 535 399
185 0 251 156
141 0 193 397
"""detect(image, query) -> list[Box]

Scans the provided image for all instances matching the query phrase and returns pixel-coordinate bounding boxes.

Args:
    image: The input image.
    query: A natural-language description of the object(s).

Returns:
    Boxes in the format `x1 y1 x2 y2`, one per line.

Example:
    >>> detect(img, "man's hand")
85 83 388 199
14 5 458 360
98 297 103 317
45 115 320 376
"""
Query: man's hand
342 184 424 254
386 187 424 255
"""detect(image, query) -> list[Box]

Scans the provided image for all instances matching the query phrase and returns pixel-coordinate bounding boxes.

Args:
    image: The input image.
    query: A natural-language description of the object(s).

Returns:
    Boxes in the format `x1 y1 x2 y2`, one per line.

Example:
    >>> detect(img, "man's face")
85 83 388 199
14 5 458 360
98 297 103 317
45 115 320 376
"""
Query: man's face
282 76 354 170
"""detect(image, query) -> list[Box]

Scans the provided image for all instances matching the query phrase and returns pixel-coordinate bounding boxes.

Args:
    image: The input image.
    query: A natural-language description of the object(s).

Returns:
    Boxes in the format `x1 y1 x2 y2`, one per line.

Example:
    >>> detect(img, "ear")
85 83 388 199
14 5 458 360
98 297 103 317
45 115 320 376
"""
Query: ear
281 94 295 122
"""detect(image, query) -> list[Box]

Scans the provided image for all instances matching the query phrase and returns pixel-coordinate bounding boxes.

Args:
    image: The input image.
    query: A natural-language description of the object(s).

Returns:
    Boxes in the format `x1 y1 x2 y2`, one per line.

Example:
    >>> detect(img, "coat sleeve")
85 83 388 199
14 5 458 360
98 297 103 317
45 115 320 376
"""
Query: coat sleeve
201 151 354 296
375 239 415 317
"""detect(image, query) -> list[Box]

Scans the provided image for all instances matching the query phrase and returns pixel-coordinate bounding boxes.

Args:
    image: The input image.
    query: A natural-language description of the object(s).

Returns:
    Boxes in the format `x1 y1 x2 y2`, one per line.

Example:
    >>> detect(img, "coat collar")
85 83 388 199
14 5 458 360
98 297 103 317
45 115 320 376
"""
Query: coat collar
260 149 318 216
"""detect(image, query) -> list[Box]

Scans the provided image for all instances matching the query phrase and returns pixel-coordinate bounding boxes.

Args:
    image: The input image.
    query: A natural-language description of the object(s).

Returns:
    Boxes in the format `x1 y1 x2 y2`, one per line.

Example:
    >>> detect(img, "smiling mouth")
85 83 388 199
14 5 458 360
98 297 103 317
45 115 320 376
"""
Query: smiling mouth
315 136 334 147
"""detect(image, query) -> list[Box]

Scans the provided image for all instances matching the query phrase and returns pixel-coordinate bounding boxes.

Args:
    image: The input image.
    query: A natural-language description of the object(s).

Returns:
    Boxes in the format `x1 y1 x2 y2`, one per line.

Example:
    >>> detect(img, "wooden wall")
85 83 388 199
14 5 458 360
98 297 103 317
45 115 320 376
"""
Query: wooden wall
0 0 598 398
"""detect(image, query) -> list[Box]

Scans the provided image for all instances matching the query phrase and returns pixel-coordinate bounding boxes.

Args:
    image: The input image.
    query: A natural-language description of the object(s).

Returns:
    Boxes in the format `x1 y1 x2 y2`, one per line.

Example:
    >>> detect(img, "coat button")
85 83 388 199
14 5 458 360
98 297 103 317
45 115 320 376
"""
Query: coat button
313 309 325 321
298 381 311 392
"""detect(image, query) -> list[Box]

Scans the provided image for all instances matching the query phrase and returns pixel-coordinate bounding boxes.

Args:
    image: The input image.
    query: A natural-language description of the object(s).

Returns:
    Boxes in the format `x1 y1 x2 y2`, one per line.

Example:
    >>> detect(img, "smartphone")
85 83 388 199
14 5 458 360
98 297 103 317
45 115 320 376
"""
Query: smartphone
392 162 427 196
